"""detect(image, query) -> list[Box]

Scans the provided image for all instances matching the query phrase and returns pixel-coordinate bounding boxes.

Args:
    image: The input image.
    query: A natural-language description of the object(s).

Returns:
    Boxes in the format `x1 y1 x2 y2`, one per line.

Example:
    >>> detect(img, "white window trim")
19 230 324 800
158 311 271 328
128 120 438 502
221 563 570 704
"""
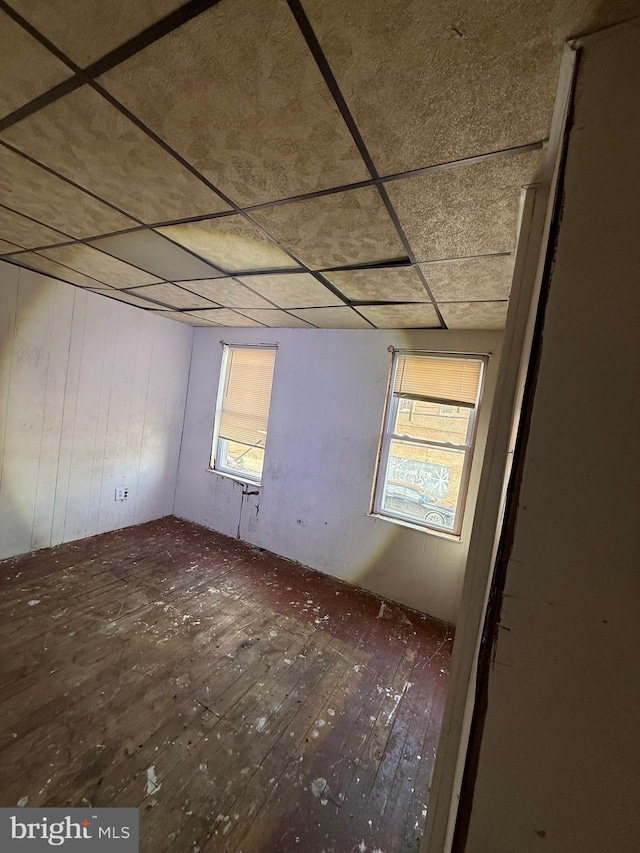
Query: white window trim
209 343 276 486
372 351 487 538
367 509 463 541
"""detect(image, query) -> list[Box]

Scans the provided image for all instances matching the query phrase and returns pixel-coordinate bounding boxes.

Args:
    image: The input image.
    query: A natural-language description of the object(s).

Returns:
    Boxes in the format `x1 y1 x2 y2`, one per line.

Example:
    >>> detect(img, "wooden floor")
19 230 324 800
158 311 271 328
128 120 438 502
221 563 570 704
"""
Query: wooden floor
0 517 452 853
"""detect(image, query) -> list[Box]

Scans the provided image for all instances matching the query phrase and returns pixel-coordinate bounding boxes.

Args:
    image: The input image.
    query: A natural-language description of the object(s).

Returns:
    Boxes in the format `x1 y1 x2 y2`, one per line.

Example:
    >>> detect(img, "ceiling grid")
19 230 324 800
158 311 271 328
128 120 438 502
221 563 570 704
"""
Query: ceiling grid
2 0 621 328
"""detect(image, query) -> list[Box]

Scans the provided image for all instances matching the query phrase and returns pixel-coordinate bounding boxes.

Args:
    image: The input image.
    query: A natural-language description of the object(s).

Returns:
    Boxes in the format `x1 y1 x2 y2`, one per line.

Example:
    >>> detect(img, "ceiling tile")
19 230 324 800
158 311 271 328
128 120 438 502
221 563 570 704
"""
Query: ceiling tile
9 0 187 67
358 303 441 329
89 230 224 280
440 301 509 329
186 309 264 328
238 309 315 328
288 307 372 329
386 151 541 261
0 239 22 254
2 86 229 223
251 187 406 269
6 252 107 288
100 0 369 205
236 273 343 309
421 255 514 301
325 265 427 302
176 279 274 309
0 10 73 119
0 144 135 237
151 310 219 327
39 244 162 288
157 216 299 272
89 289 163 310
127 283 217 309
300 0 625 174
0 205 68 249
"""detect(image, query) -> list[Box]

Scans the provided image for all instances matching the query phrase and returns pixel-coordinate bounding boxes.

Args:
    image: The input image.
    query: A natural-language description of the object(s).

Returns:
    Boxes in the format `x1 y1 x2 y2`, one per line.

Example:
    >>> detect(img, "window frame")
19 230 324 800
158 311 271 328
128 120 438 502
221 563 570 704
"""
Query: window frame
372 351 487 538
209 343 277 486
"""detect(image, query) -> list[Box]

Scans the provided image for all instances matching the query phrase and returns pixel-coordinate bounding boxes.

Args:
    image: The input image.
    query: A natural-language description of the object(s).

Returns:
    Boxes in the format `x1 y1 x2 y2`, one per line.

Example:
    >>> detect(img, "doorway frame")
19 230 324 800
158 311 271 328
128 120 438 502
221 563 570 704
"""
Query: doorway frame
421 43 578 853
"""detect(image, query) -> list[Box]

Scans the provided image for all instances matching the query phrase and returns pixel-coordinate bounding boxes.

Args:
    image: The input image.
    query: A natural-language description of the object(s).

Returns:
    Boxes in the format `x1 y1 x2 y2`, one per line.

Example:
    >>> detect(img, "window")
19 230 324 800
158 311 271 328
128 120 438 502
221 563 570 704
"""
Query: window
373 352 485 536
210 345 277 484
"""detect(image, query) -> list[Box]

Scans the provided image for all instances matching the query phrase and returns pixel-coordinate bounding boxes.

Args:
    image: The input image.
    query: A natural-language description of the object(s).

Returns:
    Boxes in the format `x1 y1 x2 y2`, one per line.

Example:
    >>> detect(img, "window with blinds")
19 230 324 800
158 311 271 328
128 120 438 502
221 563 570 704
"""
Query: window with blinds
373 351 486 536
211 345 277 483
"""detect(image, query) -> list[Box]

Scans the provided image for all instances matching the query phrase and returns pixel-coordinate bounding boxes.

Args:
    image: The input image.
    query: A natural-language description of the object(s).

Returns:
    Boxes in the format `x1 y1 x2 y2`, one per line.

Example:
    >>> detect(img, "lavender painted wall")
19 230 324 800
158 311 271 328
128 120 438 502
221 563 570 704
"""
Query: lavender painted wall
174 326 502 624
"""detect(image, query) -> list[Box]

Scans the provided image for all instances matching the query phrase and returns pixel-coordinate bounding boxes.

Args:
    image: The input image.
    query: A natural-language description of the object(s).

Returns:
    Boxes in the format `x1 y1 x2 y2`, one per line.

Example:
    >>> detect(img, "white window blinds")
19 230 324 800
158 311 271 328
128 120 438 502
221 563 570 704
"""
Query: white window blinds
218 346 276 447
393 354 482 407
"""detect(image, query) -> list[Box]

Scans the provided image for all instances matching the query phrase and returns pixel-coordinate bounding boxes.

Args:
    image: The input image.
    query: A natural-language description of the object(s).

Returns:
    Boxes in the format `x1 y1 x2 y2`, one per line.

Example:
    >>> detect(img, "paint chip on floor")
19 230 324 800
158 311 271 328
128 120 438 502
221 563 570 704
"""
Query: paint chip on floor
145 765 162 796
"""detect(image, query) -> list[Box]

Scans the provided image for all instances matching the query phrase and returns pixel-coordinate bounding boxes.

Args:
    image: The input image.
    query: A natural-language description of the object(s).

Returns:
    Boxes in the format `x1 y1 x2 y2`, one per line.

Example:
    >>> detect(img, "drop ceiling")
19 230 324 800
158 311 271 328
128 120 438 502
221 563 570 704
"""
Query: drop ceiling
0 0 633 329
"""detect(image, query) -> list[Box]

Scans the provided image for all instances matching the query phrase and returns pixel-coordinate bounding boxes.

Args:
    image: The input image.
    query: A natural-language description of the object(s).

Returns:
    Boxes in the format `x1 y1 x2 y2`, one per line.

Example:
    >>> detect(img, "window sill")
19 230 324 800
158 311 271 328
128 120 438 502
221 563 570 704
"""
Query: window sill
206 467 262 489
367 512 462 542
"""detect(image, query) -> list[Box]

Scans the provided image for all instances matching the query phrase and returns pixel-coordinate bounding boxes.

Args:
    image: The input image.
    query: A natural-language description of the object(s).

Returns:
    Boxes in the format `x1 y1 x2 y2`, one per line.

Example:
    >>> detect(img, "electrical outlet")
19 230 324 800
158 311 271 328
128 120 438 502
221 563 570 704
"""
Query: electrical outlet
114 487 129 502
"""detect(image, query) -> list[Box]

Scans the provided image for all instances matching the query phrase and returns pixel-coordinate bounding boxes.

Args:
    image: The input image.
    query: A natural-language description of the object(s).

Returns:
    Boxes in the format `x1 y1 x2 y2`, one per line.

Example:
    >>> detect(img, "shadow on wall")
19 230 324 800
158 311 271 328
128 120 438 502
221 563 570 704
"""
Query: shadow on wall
235 481 464 625
574 0 639 40
345 523 464 627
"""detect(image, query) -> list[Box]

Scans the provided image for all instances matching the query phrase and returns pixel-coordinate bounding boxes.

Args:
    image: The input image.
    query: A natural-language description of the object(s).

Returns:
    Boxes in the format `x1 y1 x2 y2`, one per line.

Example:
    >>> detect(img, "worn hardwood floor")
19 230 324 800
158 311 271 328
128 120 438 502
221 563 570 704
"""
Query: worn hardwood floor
0 517 452 853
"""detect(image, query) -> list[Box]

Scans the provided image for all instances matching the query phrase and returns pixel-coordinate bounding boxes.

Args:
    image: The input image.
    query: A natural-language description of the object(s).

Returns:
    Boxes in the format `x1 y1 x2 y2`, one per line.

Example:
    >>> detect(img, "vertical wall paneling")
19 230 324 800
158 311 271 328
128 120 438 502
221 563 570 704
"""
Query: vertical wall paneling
63 289 110 543
0 267 22 554
49 286 88 547
0 266 18 502
0 261 193 558
85 298 118 539
128 311 155 524
30 282 75 551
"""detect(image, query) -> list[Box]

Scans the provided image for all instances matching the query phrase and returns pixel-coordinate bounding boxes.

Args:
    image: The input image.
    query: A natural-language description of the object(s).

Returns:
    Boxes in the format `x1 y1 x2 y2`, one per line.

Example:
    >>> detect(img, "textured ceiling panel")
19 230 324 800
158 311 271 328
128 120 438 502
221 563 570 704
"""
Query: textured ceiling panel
251 188 406 269
236 273 343 309
0 145 135 237
2 86 229 223
151 310 219 326
186 309 264 327
386 151 541 261
177 279 274 309
89 288 164 310
0 205 68 249
127 283 217 309
101 0 369 205
358 303 441 329
325 265 428 302
6 252 107 288
289 307 372 329
301 0 630 174
39 244 161 288
9 0 187 67
1 0 609 333
421 255 514 301
238 309 315 328
0 239 21 254
440 301 508 329
88 230 224 280
157 216 300 272
0 10 72 119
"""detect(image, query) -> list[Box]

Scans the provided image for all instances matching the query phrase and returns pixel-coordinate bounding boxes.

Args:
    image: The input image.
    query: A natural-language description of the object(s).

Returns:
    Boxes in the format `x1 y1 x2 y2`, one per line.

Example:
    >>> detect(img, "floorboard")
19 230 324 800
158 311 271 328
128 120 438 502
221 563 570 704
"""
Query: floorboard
0 517 452 853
